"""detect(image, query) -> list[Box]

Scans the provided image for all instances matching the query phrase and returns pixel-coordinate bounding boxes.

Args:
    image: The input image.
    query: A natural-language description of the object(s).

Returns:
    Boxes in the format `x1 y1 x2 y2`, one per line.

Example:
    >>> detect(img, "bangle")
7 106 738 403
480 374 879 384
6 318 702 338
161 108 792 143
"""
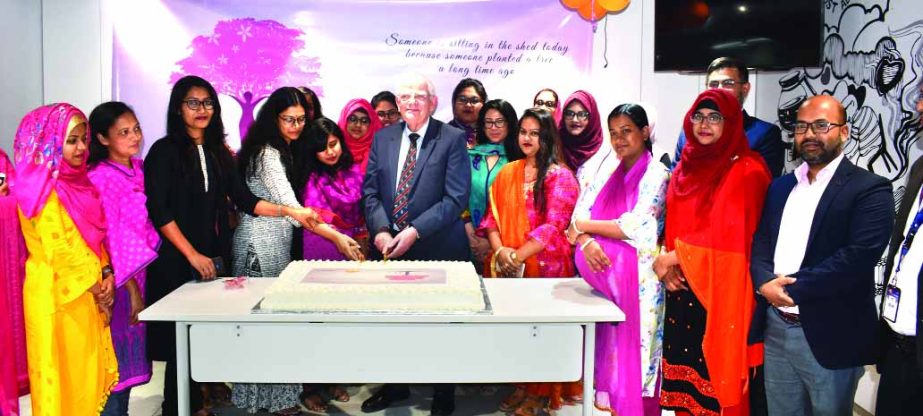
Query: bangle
277 204 283 217
572 219 584 234
580 237 597 251
102 265 113 277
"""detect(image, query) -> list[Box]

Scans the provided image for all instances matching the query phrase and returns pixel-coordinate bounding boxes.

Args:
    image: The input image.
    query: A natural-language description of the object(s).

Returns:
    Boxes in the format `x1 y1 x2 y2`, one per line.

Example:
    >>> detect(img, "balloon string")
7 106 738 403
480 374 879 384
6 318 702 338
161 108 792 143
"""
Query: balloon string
603 15 609 68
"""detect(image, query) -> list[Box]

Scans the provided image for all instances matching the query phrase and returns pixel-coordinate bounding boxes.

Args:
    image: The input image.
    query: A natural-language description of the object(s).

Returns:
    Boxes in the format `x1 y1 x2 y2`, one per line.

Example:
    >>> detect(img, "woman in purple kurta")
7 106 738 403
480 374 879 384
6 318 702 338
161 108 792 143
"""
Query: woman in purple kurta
87 102 160 414
0 148 27 416
301 118 366 261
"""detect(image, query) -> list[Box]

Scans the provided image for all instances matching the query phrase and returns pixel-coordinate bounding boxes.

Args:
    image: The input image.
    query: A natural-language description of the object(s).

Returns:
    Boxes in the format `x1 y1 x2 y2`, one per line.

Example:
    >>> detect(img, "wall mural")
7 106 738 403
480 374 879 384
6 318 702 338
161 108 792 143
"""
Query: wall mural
776 0 923 199
774 0 923 286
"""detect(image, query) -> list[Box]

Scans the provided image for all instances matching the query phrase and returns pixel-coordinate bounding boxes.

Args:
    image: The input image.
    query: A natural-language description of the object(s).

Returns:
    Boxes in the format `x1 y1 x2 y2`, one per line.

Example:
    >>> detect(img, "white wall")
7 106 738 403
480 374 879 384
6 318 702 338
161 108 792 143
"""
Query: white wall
0 0 44 155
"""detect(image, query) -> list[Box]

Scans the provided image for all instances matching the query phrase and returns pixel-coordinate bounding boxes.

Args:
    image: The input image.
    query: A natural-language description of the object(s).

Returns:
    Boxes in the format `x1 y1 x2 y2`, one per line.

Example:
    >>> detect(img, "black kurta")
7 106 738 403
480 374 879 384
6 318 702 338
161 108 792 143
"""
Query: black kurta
143 135 258 360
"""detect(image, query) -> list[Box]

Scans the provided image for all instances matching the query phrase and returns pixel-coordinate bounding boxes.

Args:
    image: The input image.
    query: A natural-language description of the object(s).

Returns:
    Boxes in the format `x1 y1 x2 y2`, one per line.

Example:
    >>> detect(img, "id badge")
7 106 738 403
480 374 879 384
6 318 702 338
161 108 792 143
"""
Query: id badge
883 285 901 323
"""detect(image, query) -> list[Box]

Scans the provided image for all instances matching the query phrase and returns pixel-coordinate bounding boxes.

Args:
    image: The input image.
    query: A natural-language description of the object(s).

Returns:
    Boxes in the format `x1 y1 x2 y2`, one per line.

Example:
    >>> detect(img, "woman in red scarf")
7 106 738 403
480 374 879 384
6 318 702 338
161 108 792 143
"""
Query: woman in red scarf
653 89 770 416
336 98 382 175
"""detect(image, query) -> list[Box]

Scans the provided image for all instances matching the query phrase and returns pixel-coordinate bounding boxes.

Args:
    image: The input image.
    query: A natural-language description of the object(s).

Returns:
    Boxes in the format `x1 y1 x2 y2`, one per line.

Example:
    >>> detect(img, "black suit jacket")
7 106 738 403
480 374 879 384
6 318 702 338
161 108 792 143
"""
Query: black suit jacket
362 119 471 261
880 156 923 374
750 159 894 369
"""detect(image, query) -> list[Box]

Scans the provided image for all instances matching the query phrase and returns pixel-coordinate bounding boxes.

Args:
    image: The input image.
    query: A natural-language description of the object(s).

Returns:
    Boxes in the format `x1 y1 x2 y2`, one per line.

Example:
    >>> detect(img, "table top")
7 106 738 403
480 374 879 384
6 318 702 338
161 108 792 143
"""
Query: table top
139 277 624 324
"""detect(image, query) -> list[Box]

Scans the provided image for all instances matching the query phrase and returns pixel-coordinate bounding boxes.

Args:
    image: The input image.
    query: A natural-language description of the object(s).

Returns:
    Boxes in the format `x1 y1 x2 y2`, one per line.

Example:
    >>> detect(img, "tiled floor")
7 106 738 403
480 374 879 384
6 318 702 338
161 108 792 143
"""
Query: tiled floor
17 362 869 415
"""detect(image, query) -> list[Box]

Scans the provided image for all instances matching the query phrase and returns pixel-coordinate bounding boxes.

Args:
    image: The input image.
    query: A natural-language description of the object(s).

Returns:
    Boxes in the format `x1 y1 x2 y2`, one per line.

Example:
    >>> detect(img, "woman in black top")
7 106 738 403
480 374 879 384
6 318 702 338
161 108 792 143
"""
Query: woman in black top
144 75 318 416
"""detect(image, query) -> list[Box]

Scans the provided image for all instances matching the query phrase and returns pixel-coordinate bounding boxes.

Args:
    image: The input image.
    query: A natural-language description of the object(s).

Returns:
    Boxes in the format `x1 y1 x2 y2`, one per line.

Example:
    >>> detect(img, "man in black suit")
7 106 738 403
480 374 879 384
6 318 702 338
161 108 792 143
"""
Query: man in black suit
360 73 470 416
750 95 894 415
876 82 923 416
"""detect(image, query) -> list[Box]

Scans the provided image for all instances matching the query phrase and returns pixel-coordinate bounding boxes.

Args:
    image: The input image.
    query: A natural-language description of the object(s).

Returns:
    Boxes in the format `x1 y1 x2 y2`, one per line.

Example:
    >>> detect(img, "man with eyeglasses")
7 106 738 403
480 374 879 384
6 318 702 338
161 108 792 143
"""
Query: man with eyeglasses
875 81 923 416
361 73 470 416
673 57 784 177
750 95 894 415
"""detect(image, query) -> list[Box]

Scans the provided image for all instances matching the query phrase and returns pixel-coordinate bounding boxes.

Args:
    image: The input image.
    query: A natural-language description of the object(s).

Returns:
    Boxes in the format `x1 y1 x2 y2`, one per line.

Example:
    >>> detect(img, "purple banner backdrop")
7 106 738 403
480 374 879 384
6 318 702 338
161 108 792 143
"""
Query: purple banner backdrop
112 0 595 152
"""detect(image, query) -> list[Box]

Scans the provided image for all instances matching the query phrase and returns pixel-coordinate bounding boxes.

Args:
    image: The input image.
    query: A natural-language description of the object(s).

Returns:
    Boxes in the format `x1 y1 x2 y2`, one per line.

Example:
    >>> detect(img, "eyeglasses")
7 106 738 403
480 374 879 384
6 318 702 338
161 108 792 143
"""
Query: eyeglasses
707 79 743 89
279 115 307 127
793 120 845 135
377 110 400 119
534 99 556 108
484 118 507 128
397 92 430 104
347 115 371 126
518 129 541 139
183 98 215 111
690 112 724 125
563 110 590 121
455 96 482 106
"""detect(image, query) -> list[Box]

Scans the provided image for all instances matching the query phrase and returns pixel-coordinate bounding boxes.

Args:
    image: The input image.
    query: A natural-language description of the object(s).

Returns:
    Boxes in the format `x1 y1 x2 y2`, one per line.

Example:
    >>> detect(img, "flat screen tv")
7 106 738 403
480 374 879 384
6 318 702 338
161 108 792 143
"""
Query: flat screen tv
654 0 823 71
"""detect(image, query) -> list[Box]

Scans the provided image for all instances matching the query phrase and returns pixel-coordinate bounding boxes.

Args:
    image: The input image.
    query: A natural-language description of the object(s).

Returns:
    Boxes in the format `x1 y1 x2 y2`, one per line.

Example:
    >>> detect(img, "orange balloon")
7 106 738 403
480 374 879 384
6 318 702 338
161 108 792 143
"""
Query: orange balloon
561 0 590 9
598 0 630 12
577 0 608 21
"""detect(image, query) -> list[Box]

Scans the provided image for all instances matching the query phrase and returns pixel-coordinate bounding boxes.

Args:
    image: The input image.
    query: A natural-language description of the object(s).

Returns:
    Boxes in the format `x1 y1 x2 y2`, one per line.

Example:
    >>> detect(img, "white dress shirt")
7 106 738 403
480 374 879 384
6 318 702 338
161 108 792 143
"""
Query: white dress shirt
885 187 922 336
773 153 845 314
395 118 430 191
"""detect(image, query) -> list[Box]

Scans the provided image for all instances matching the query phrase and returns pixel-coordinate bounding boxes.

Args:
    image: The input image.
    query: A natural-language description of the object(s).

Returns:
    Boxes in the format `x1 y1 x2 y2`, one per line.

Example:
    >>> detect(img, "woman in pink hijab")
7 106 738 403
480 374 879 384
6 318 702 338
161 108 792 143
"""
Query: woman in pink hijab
13 103 118 415
337 98 382 174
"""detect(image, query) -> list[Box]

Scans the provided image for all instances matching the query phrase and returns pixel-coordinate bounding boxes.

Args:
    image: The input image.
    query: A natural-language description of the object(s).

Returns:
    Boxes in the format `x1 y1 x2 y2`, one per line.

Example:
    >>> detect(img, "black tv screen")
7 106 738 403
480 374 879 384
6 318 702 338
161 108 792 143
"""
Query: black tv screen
655 0 823 71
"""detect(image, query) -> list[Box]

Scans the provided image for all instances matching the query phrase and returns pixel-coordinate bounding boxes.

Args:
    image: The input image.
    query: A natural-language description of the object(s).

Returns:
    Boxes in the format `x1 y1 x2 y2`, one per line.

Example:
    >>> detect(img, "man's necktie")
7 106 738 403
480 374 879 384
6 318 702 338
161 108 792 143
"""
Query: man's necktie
392 133 419 230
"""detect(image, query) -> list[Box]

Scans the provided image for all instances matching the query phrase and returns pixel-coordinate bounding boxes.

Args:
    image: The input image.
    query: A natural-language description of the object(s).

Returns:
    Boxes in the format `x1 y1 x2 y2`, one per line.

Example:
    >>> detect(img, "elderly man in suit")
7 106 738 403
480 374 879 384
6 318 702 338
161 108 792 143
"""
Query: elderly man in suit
360 73 470 416
750 95 894 415
875 82 923 416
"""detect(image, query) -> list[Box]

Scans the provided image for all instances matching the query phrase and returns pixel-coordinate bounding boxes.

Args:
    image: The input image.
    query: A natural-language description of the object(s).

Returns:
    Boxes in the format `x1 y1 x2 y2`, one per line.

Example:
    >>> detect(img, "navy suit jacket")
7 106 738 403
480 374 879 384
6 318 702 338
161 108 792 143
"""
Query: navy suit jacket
675 111 784 177
749 159 894 369
362 118 471 261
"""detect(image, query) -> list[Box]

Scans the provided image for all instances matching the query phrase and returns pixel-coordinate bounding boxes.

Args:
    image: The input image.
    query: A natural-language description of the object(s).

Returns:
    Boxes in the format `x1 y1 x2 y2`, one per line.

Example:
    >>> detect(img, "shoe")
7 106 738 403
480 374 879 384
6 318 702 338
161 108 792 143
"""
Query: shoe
430 393 455 416
361 387 410 413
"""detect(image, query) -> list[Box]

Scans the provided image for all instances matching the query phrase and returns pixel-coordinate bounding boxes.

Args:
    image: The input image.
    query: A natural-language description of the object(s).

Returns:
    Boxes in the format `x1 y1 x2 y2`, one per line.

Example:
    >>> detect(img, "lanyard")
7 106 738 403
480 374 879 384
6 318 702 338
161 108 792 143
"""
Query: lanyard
894 191 923 277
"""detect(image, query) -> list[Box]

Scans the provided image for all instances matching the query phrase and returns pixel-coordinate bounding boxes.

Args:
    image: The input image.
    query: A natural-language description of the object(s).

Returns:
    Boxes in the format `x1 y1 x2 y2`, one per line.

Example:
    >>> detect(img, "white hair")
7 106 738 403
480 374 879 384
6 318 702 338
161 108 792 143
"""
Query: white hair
396 73 437 98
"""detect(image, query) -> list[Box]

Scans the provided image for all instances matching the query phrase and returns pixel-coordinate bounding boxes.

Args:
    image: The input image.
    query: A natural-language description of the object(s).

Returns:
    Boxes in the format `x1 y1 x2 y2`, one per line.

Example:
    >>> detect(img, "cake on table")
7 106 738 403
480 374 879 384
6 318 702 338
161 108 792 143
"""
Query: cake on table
260 260 487 313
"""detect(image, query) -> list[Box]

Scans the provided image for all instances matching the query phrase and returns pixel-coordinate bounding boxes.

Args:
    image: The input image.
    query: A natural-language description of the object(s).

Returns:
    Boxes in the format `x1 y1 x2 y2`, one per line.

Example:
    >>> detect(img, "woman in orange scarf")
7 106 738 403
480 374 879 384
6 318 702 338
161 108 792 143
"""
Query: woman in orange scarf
653 89 770 416
478 108 580 415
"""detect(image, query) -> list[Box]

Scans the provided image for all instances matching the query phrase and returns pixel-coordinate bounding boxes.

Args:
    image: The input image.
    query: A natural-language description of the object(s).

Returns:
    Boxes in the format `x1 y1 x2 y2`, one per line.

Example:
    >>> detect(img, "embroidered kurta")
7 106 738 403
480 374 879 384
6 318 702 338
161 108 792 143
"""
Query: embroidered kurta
18 192 119 415
575 155 668 415
478 160 581 409
302 166 365 261
88 158 159 392
479 162 579 277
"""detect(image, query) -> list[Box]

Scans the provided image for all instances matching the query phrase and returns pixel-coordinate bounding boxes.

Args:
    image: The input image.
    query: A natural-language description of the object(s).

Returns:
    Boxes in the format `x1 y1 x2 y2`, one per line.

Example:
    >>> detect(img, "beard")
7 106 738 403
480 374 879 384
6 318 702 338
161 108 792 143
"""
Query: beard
796 139 841 165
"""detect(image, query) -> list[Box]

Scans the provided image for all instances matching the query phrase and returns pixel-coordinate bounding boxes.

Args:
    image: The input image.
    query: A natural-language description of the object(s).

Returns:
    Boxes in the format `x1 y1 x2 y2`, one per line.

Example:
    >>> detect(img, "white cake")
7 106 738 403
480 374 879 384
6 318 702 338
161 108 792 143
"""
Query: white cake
260 260 486 312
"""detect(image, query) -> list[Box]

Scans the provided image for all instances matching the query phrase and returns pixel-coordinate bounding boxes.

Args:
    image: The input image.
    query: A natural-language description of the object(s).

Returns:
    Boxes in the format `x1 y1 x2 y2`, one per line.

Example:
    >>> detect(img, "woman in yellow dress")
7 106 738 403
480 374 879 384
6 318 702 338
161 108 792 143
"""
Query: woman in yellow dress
12 103 119 415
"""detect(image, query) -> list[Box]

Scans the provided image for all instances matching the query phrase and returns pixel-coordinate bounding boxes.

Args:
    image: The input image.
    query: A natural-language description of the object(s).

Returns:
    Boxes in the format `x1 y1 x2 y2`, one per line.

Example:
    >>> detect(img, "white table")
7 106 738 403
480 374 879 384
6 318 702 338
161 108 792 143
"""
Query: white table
139 278 624 416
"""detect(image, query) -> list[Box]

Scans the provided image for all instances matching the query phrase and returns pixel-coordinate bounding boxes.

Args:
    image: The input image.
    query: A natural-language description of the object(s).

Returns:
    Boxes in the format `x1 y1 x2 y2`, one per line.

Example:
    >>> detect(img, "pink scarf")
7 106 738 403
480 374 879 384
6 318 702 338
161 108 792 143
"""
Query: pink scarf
13 103 107 258
576 151 652 416
337 98 382 174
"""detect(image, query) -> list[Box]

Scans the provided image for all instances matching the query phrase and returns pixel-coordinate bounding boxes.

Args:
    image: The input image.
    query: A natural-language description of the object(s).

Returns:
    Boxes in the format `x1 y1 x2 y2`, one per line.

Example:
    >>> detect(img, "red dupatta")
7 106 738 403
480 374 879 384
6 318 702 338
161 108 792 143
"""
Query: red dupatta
665 89 771 408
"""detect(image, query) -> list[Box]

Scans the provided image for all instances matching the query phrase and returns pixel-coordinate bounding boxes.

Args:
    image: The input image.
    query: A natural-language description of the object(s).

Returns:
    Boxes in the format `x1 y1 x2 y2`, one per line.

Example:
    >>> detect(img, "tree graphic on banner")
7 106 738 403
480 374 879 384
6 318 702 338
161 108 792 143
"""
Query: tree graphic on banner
171 18 322 138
